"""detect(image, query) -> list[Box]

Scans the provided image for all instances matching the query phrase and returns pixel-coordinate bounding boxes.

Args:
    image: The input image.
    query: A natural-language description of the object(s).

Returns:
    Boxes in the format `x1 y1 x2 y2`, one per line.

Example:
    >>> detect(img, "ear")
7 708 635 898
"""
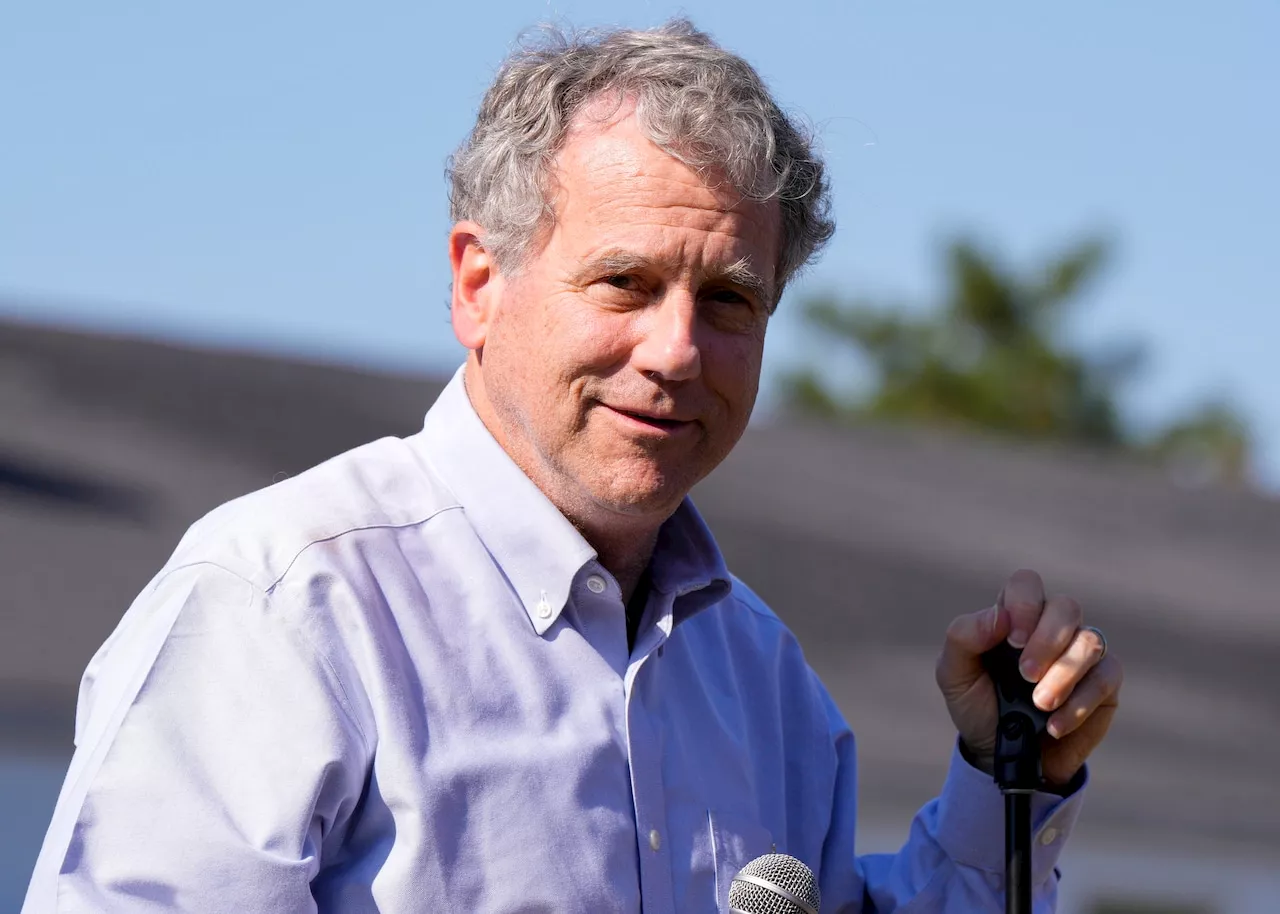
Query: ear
449 221 501 351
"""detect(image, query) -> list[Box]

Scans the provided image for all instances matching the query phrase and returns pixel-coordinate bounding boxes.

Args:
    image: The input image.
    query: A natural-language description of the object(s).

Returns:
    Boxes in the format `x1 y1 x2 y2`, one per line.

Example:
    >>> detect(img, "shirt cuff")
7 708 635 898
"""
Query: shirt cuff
933 740 1087 883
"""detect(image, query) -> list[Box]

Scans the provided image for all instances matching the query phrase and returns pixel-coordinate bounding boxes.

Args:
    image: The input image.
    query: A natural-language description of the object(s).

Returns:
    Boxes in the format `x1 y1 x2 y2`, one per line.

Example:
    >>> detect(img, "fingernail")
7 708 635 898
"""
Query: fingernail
1047 718 1063 739
1032 683 1054 709
1020 657 1041 682
1008 630 1028 649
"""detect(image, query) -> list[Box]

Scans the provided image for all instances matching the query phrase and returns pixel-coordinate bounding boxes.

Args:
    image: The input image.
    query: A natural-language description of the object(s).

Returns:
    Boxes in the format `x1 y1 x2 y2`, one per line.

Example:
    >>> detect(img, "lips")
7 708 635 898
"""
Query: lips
618 409 691 428
600 403 698 433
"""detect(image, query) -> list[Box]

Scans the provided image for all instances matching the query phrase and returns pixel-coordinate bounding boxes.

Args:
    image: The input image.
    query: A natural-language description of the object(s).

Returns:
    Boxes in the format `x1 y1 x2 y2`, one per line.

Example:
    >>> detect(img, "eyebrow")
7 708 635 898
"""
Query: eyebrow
577 249 776 311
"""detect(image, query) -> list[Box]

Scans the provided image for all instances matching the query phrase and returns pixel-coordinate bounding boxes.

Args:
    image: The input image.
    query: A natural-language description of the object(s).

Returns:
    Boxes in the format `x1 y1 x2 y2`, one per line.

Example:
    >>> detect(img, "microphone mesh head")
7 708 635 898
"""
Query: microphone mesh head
728 853 820 914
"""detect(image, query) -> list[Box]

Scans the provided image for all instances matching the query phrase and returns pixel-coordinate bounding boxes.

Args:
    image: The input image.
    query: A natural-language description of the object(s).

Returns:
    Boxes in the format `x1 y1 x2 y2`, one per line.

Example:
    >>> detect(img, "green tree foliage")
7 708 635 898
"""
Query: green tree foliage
1148 400 1252 488
782 235 1254 486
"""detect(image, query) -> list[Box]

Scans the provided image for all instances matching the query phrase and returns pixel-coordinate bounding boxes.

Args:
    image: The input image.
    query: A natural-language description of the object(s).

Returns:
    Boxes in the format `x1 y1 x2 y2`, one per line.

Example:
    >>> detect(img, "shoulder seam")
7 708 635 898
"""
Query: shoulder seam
261 503 463 592
178 503 462 593
727 575 788 627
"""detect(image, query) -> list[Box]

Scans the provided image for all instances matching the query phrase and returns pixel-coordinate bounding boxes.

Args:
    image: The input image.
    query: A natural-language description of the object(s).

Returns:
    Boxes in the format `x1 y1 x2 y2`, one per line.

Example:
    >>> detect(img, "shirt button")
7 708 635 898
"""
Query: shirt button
649 829 661 851
536 599 553 619
586 575 606 594
1039 827 1059 846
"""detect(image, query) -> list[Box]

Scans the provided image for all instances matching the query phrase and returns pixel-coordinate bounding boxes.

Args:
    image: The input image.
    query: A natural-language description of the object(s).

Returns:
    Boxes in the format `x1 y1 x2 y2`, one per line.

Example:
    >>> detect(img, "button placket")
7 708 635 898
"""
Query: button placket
624 651 675 913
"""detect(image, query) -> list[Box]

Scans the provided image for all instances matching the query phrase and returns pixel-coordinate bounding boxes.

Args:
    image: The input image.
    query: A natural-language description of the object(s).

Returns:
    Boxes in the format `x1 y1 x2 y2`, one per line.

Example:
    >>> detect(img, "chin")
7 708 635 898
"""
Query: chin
585 464 697 518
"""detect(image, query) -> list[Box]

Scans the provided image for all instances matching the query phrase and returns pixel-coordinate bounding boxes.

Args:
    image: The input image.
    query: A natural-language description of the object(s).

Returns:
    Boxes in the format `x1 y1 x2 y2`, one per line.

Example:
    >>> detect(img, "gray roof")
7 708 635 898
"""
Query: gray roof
3 314 1277 859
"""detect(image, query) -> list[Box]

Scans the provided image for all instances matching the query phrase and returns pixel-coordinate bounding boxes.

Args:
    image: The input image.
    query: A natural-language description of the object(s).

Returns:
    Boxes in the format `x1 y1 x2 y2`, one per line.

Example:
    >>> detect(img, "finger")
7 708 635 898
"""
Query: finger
1031 623 1106 712
1000 569 1046 649
935 603 1012 695
1019 594 1084 686
1043 706 1119 787
1046 654 1123 739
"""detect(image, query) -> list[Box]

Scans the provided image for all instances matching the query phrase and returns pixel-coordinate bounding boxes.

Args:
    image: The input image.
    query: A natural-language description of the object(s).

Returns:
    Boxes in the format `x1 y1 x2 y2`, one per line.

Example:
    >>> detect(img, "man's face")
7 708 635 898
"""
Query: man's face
457 107 780 528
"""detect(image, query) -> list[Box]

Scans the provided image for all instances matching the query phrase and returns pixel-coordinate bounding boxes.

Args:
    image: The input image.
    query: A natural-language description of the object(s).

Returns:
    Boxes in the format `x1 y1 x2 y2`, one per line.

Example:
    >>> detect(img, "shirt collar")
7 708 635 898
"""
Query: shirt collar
412 367 731 635
650 498 732 627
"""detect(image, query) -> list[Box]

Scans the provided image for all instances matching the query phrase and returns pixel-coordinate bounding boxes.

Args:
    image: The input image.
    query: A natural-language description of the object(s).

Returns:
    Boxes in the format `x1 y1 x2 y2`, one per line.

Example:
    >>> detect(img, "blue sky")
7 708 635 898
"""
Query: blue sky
3 1 1277 488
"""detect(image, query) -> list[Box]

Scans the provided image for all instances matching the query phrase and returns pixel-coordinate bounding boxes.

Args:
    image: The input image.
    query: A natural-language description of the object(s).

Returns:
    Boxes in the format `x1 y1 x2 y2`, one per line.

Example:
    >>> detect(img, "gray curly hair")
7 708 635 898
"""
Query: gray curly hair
447 18 835 304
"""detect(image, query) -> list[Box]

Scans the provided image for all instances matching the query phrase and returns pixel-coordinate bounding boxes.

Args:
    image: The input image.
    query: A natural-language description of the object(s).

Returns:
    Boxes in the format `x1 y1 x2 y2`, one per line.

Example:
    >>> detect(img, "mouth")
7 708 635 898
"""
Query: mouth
601 403 698 436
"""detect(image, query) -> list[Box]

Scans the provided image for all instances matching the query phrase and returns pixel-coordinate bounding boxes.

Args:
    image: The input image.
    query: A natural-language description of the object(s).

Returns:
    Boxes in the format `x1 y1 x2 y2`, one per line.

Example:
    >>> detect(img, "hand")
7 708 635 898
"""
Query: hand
934 569 1123 787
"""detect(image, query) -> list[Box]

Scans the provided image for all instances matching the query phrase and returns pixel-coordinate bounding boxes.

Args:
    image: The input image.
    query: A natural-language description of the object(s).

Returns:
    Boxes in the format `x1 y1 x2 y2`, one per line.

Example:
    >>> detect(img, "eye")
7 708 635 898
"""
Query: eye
705 286 760 311
702 287 766 333
604 274 639 290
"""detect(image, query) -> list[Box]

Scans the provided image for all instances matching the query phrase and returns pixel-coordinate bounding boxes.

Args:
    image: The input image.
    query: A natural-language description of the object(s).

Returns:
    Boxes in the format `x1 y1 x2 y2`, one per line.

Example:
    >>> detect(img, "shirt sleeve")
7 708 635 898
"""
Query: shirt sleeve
22 563 370 914
813 674 1086 913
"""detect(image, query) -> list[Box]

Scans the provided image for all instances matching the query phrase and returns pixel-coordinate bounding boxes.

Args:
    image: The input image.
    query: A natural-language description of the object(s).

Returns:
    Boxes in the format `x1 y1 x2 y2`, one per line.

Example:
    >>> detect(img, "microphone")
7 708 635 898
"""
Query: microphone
729 853 821 914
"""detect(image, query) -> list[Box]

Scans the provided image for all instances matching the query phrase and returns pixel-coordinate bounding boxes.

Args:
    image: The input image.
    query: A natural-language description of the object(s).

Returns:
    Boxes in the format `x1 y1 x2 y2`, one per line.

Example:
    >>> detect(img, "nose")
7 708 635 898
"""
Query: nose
630 293 701 383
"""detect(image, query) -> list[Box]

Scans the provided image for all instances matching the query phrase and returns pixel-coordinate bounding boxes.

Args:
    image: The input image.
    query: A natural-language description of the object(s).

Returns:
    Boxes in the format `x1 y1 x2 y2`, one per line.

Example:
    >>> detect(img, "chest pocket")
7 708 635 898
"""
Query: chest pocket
672 805 774 913
710 810 775 913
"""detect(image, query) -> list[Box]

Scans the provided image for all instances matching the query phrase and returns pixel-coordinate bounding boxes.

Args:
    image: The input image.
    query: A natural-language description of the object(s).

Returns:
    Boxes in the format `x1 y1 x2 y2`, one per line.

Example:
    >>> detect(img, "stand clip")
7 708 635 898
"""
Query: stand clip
981 641 1051 791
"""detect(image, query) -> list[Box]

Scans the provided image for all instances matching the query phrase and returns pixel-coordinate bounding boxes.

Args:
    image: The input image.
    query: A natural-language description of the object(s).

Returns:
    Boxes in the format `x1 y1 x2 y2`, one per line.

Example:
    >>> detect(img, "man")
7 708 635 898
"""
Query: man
25 20 1121 913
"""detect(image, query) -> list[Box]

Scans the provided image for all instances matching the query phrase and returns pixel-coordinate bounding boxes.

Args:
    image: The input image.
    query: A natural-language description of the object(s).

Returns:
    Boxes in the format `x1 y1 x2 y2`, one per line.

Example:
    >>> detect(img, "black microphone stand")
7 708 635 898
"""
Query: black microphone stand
981 643 1051 914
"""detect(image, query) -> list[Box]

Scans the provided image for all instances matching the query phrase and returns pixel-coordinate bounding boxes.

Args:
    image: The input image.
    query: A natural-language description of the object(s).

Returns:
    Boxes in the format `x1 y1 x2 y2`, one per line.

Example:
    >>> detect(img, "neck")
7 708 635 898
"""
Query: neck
463 358 668 604
581 524 660 605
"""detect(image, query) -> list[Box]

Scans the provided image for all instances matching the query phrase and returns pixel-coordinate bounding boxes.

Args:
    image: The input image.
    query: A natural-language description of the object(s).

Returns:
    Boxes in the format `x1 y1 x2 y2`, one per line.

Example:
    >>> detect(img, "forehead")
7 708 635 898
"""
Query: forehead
546 104 781 278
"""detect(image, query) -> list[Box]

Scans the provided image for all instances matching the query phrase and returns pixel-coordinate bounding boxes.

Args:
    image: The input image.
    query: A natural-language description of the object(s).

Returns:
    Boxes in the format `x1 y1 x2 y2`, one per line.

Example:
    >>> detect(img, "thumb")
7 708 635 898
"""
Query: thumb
935 604 1010 695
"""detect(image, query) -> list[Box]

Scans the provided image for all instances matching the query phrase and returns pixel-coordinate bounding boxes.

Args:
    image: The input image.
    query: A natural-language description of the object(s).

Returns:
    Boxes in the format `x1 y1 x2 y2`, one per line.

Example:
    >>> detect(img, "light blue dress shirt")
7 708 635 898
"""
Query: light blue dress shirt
25 368 1082 913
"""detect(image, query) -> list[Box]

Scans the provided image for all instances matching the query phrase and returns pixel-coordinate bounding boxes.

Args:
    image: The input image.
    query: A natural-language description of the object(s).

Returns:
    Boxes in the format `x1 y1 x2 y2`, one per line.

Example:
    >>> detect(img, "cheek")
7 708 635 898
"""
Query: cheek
704 333 765 409
552 309 635 377
488 290 586 381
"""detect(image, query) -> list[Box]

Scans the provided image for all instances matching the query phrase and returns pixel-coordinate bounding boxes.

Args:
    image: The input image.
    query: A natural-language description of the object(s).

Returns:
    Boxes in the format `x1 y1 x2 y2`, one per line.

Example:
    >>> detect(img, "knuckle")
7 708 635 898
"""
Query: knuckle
1088 662 1120 702
1106 655 1125 688
1101 671 1121 708
1046 595 1081 631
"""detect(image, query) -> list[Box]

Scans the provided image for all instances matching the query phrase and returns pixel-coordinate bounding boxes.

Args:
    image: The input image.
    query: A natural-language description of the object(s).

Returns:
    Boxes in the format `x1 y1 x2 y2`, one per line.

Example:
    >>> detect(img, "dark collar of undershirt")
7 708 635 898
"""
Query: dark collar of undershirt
625 565 652 653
